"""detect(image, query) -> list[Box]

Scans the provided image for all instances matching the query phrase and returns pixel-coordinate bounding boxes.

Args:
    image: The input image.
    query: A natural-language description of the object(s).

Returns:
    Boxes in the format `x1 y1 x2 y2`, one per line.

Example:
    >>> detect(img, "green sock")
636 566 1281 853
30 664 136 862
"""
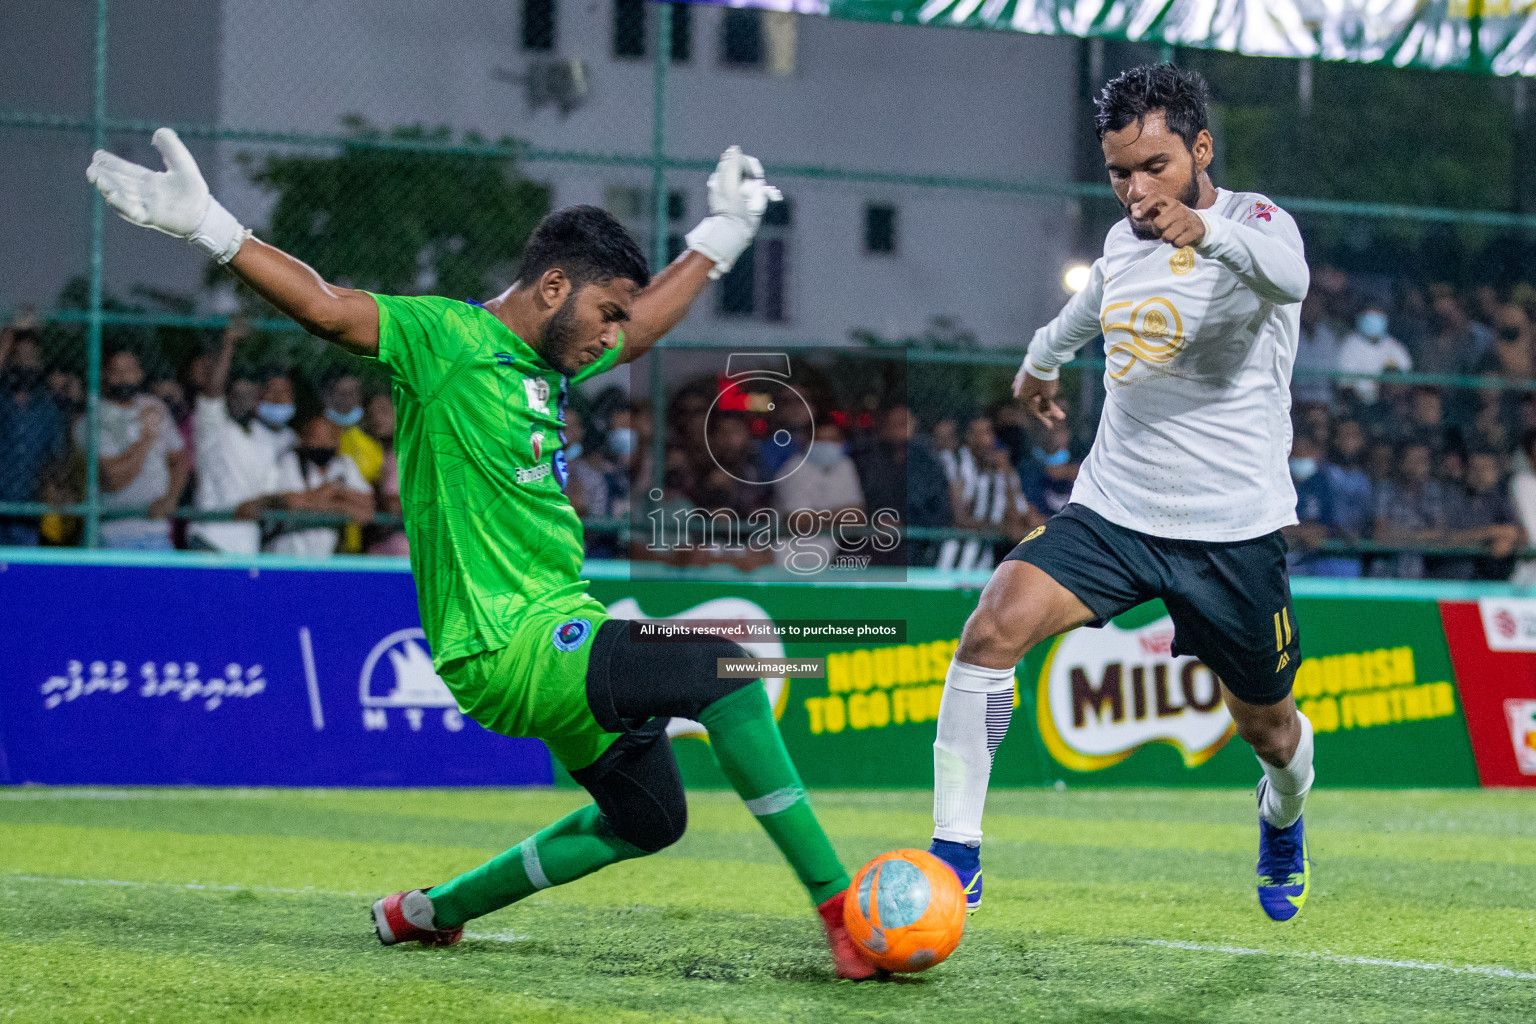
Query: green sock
427 803 645 929
699 682 850 906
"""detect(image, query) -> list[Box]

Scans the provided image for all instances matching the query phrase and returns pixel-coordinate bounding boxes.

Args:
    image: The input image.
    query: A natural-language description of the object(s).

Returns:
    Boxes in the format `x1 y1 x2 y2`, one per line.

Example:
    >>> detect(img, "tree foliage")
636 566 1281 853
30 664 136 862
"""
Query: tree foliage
250 118 551 299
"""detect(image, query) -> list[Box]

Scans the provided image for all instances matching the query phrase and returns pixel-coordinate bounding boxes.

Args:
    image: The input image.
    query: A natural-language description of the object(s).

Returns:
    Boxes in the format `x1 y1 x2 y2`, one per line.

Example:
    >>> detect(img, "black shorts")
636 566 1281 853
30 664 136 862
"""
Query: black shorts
1004 503 1299 706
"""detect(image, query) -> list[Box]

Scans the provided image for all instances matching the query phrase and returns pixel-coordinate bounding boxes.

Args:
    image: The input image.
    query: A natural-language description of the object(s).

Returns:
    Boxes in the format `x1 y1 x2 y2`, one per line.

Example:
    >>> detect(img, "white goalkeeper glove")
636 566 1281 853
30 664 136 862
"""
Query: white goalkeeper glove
86 127 250 265
685 145 783 281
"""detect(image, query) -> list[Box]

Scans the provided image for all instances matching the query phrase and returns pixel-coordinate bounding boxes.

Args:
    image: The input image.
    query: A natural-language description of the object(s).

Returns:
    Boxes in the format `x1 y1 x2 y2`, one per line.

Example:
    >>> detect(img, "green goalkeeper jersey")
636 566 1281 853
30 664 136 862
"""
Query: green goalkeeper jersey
370 294 624 668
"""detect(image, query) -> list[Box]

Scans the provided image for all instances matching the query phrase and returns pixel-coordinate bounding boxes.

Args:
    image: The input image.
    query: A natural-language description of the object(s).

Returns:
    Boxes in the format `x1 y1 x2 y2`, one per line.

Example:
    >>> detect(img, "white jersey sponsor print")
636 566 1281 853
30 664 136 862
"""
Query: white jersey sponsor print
1026 189 1308 541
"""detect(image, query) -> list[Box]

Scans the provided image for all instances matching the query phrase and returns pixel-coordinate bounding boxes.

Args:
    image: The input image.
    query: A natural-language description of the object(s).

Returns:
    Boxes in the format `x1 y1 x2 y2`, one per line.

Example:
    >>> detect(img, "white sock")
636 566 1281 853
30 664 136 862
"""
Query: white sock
1257 711 1314 829
933 659 1016 845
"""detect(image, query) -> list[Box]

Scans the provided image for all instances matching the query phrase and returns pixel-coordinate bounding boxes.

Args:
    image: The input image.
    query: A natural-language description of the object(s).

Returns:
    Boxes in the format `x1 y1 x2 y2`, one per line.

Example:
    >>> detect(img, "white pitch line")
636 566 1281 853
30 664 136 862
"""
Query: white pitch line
1139 939 1536 982
3 874 367 898
3 874 1531 975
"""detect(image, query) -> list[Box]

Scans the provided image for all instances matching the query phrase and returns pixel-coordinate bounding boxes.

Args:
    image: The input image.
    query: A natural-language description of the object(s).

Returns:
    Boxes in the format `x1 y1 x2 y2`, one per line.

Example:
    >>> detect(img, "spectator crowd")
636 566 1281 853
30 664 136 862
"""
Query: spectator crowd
0 317 400 557
3 271 1536 579
1286 274 1536 581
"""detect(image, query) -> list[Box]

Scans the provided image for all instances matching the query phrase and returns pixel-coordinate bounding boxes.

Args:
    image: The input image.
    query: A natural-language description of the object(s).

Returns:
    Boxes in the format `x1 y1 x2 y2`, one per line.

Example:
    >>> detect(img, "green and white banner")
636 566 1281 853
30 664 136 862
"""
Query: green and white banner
730 0 1536 76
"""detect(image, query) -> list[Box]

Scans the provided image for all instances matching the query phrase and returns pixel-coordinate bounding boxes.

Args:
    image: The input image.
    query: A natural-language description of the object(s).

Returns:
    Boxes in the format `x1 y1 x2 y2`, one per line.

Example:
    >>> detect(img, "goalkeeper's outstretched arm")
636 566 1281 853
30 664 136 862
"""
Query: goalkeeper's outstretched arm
618 145 782 364
88 133 781 364
87 128 381 355
226 238 380 356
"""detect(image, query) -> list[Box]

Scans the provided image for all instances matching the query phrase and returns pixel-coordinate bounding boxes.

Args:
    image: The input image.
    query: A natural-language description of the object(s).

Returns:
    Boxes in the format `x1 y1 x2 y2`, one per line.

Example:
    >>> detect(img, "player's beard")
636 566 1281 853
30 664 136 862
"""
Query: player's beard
538 292 584 376
1125 163 1202 241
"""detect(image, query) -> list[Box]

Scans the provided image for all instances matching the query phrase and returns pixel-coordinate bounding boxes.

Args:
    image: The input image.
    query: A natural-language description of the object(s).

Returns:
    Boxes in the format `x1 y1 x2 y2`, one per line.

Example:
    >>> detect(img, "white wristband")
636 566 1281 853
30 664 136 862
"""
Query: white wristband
685 214 755 281
1193 210 1220 256
189 198 251 265
1023 353 1060 381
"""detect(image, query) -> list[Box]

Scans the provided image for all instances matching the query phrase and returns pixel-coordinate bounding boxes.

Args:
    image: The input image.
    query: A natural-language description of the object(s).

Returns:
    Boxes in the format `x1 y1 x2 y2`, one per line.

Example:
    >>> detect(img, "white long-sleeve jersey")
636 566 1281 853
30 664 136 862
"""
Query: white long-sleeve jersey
1025 188 1308 541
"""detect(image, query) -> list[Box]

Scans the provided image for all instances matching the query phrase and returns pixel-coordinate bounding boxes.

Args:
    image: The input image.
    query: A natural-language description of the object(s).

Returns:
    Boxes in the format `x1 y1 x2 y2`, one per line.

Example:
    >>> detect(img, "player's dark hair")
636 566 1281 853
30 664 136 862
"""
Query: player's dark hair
516 205 651 290
1094 63 1211 151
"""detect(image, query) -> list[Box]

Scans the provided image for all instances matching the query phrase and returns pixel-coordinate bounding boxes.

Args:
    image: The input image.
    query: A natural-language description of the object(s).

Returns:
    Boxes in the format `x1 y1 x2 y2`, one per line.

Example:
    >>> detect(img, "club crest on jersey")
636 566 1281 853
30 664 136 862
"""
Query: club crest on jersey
1249 201 1276 222
524 376 551 413
531 430 545 460
1101 296 1186 380
552 617 593 652
1169 246 1195 275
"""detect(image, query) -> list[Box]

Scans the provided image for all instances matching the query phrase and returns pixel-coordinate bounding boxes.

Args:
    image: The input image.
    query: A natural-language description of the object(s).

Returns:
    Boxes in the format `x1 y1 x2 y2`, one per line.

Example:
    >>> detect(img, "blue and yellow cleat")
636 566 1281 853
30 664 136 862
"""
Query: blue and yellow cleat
1255 804 1310 922
928 839 982 913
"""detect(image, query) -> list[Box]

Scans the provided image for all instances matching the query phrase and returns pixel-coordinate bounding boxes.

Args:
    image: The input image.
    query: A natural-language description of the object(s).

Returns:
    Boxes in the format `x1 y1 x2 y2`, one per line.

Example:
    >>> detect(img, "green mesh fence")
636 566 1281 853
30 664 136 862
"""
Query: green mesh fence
3 0 1536 572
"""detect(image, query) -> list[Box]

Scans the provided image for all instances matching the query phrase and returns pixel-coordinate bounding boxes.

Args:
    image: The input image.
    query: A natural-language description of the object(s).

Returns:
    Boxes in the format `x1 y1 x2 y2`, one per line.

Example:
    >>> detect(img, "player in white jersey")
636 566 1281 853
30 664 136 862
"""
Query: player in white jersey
927 65 1315 922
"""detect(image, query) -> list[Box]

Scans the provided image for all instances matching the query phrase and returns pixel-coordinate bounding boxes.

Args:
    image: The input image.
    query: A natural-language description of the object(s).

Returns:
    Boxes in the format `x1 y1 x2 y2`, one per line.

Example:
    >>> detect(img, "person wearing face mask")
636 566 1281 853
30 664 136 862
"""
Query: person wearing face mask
1337 304 1412 405
71 348 189 549
249 415 374 558
1017 412 1080 517
772 418 865 572
561 406 616 558
323 370 384 487
320 370 382 553
0 321 66 546
1284 434 1355 577
189 319 295 554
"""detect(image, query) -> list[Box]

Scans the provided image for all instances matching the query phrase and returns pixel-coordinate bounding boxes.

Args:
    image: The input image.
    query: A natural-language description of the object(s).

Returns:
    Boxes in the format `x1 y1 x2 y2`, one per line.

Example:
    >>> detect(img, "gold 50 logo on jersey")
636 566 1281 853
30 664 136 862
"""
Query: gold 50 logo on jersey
1101 296 1186 380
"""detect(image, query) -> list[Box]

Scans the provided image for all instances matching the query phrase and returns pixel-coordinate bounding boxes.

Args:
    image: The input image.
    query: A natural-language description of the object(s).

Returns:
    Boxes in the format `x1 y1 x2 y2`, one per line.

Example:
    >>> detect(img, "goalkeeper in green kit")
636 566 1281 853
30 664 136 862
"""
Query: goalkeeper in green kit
88 130 876 979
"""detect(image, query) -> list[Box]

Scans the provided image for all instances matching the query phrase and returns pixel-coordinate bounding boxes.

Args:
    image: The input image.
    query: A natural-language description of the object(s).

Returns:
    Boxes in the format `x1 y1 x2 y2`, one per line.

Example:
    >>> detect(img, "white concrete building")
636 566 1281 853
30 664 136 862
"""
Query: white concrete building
6 0 1082 349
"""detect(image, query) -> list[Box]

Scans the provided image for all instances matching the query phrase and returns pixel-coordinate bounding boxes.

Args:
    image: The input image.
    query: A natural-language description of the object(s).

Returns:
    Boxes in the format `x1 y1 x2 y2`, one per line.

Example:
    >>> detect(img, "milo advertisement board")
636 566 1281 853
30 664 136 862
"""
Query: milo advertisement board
584 578 1482 789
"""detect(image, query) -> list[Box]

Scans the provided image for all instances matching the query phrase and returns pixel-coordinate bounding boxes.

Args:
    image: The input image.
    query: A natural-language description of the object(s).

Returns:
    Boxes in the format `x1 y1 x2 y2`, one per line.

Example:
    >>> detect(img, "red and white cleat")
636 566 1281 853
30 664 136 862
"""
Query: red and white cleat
372 890 463 948
817 891 882 981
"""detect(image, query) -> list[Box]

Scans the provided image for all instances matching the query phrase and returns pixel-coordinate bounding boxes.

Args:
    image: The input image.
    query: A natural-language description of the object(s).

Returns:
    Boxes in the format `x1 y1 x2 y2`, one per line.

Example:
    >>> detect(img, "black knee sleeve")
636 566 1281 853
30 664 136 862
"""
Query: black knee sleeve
568 721 688 854
586 619 755 732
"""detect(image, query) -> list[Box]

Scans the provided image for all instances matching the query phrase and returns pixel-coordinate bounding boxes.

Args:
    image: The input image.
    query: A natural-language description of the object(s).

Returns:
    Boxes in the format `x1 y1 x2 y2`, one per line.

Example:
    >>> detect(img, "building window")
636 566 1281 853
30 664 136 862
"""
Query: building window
613 0 645 58
523 0 555 51
605 185 688 271
670 3 693 63
610 2 692 62
721 8 762 67
718 198 790 322
864 203 897 255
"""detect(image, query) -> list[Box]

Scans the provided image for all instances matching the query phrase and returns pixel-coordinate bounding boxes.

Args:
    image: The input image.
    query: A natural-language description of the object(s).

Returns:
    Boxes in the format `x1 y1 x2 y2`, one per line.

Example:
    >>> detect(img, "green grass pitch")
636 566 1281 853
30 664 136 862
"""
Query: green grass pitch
2 786 1534 1023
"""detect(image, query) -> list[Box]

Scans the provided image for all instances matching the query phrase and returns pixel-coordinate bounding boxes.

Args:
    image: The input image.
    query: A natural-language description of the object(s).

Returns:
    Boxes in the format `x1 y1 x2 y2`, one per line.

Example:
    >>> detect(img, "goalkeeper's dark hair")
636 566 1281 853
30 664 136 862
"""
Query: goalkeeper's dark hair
1094 63 1211 151
516 205 651 291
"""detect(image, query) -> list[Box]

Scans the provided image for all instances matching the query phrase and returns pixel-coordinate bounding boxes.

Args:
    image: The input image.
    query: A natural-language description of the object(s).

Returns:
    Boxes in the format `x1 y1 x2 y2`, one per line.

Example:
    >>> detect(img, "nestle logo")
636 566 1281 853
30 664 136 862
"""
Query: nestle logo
1138 631 1176 657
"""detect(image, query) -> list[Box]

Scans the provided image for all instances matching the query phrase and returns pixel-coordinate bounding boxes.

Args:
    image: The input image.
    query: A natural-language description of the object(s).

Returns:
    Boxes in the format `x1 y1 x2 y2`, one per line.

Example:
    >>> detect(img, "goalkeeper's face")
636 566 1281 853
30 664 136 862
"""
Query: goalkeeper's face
538 276 638 376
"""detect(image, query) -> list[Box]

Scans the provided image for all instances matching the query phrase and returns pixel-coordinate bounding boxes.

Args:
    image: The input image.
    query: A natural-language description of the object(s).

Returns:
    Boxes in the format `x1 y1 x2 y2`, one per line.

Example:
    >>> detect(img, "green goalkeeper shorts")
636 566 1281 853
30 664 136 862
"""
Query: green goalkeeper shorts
437 597 621 772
